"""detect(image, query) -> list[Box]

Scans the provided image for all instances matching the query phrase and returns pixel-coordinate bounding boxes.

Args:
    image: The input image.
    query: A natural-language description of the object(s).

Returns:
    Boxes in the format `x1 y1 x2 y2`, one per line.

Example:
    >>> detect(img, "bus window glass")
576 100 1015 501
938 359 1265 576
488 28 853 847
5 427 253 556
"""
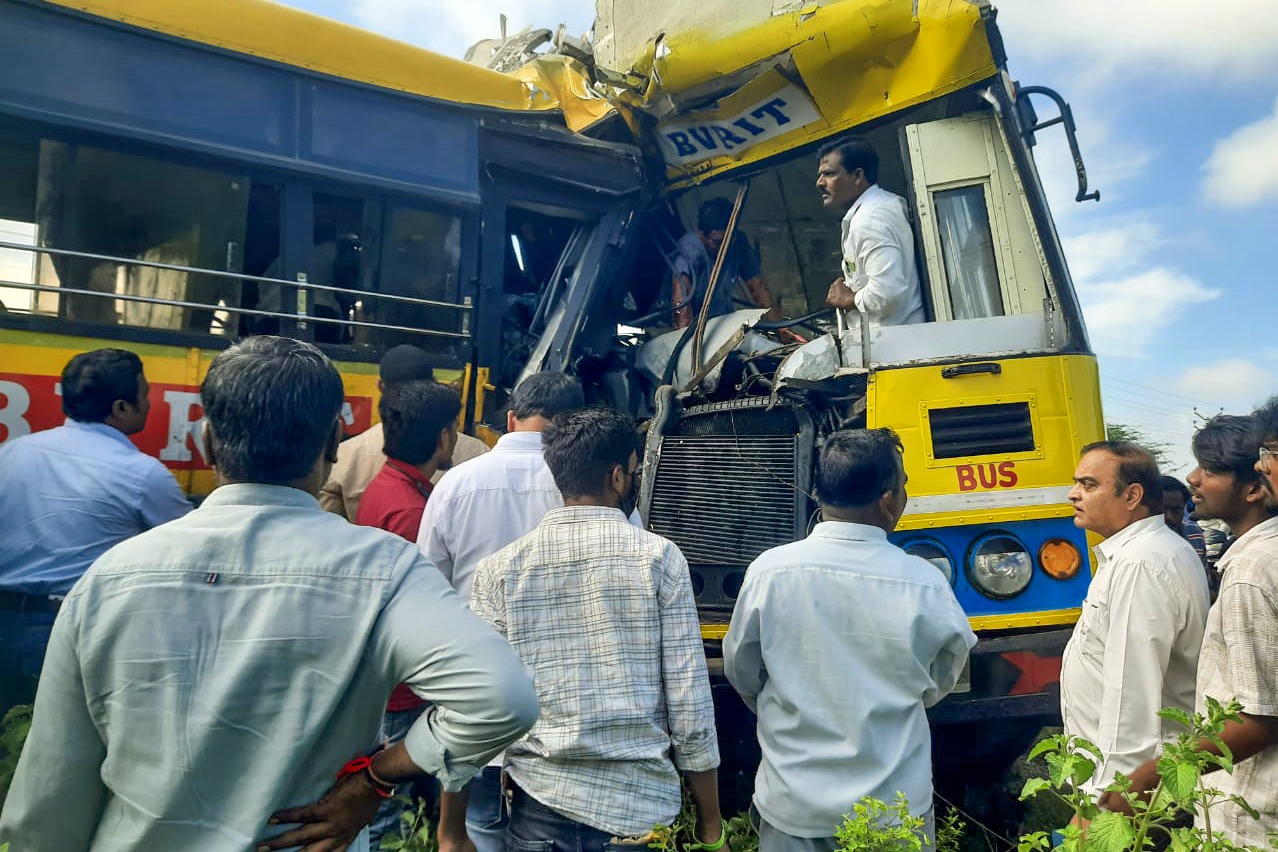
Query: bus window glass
934 185 1004 320
370 204 464 356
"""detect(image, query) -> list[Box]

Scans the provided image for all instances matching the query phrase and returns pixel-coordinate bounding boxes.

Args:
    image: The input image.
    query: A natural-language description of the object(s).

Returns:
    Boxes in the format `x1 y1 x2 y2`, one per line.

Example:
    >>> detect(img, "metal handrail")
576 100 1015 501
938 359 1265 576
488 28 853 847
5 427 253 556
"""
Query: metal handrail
0 278 470 340
0 240 472 312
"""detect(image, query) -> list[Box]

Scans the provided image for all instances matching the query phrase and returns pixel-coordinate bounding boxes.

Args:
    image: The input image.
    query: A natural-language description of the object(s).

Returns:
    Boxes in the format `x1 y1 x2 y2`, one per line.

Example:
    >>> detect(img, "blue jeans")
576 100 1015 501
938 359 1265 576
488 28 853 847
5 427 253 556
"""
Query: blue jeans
0 609 55 715
468 765 507 852
506 783 646 852
369 704 436 848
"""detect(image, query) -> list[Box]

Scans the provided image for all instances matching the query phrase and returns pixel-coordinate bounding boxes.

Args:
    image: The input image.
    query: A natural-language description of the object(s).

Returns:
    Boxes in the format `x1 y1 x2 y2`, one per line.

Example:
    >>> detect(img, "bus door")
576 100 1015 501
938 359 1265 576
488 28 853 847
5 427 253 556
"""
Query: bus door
474 127 644 427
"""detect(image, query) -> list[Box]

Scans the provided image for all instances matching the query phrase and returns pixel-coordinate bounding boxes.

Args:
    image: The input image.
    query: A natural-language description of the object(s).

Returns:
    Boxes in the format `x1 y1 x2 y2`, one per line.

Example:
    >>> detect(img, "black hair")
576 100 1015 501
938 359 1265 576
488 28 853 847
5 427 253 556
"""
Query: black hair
1253 397 1278 445
1080 440 1163 513
541 407 640 499
201 336 344 484
1191 414 1262 487
61 348 144 423
379 344 436 385
380 381 461 465
1160 475 1191 501
816 428 905 508
509 372 584 421
816 136 880 185
697 197 734 233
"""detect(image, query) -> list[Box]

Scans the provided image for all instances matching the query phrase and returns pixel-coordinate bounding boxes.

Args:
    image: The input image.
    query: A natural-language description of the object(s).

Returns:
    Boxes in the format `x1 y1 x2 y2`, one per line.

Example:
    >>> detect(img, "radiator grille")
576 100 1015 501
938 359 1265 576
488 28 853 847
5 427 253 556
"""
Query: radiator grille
649 434 798 566
929 402 1034 459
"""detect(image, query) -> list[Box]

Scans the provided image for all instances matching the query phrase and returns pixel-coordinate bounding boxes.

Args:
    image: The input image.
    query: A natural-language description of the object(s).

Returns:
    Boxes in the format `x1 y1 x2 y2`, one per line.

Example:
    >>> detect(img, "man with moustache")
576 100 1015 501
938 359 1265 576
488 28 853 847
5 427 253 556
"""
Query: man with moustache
1060 442 1209 813
1116 413 1278 845
816 138 925 327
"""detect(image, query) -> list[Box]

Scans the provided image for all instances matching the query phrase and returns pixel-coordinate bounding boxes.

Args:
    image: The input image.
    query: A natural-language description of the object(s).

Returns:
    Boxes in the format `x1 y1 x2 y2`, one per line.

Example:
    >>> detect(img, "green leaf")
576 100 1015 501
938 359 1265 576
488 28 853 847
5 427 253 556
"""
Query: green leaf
1157 707 1194 731
1029 736 1063 762
1228 794 1261 821
1156 756 1201 801
1020 778 1053 801
1084 811 1136 852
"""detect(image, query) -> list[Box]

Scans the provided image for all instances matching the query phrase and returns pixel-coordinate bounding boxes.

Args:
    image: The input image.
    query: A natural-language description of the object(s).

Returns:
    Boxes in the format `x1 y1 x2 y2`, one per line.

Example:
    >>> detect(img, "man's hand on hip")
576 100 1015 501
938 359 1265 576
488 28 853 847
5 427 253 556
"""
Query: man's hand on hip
257 772 383 852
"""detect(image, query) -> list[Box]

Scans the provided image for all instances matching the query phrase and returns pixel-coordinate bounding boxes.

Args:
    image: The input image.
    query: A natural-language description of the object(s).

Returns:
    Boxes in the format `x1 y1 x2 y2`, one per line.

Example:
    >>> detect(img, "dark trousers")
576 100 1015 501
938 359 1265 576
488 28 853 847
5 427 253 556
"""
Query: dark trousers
0 609 55 715
506 784 645 852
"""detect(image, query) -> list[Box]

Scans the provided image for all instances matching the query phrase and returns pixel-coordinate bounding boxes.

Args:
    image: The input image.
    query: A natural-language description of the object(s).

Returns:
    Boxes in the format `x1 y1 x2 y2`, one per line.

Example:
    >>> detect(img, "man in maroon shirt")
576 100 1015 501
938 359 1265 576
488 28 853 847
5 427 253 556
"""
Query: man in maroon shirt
355 378 462 845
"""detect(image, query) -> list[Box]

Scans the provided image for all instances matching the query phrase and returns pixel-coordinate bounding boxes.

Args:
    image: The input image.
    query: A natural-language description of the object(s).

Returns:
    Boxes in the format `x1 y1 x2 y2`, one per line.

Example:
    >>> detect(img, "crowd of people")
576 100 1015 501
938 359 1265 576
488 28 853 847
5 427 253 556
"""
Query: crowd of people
0 338 1275 852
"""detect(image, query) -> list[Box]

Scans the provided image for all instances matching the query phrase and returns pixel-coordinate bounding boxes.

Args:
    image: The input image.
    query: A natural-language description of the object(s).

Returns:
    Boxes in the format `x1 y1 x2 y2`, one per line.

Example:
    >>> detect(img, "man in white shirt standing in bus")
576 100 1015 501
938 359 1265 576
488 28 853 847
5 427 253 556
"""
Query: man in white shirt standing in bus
818 137 925 328
1061 441 1209 816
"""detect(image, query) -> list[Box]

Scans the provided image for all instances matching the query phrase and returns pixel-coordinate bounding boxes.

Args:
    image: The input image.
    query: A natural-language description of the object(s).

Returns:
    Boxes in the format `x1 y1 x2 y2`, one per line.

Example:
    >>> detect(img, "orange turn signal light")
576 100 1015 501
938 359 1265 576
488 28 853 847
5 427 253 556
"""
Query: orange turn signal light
1038 539 1082 580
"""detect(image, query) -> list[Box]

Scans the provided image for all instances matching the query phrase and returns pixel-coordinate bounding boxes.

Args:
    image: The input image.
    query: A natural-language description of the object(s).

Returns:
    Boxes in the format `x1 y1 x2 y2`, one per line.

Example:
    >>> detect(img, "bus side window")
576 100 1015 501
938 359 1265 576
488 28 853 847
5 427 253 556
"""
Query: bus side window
0 120 265 338
905 114 1049 323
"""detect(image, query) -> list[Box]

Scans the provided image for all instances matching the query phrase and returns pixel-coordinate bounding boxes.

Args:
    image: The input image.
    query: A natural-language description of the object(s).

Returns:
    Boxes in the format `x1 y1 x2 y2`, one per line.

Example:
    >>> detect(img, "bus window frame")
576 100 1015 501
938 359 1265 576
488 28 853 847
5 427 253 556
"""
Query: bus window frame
0 112 482 368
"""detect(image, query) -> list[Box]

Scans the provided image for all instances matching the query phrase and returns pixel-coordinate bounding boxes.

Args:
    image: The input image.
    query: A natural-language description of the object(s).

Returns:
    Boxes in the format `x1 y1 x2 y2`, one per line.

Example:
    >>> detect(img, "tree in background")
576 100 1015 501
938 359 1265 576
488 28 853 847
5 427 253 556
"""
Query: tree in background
1105 423 1173 469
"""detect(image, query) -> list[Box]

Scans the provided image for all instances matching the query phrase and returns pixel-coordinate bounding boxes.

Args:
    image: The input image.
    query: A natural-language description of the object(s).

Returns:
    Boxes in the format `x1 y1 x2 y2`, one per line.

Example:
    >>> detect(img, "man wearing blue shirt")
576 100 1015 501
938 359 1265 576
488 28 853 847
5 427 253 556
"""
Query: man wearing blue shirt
0 348 190 710
670 197 779 329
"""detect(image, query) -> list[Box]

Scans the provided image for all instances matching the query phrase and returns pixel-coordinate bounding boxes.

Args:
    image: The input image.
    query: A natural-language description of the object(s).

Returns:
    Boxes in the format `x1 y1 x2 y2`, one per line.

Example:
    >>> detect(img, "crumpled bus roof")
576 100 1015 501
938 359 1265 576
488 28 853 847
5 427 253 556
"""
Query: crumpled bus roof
597 0 1002 187
43 0 615 132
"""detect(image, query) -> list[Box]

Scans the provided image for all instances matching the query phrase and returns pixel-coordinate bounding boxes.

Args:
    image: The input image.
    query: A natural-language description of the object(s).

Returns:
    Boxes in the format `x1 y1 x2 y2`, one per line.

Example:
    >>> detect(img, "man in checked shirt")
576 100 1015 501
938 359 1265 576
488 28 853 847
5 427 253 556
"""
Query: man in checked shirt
457 406 723 852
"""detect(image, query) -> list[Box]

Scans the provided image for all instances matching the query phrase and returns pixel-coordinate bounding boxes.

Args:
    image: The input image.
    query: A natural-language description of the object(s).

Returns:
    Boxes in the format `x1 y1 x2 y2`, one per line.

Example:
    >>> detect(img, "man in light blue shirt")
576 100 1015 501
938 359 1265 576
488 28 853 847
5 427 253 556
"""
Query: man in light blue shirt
0 336 538 852
724 429 975 852
0 348 190 711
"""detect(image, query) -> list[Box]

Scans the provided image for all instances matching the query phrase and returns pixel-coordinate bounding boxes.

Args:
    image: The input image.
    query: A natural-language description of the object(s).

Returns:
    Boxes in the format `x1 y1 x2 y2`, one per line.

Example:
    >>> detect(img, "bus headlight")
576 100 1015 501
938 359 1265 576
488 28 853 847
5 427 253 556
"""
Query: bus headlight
903 539 955 585
967 533 1033 599
1038 538 1082 580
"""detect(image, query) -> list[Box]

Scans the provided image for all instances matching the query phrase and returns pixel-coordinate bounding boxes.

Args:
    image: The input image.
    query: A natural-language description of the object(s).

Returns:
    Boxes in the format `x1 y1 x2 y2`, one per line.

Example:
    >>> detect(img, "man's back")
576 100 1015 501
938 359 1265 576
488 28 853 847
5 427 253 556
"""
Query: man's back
724 522 974 836
419 430 562 602
0 483 524 851
0 421 189 594
470 506 718 837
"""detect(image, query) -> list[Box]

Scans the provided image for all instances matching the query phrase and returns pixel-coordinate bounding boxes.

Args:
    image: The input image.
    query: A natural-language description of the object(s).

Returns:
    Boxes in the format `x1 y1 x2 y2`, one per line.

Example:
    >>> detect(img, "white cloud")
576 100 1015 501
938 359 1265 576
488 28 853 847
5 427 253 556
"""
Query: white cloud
353 0 594 57
993 0 1278 82
1202 99 1278 208
1176 359 1278 410
1076 267 1219 358
1061 219 1162 283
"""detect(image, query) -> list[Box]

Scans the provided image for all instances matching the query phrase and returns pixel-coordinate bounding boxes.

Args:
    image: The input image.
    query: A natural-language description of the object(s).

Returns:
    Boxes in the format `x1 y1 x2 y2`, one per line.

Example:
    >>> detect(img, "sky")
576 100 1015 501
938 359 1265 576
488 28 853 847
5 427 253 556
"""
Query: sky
281 0 1278 477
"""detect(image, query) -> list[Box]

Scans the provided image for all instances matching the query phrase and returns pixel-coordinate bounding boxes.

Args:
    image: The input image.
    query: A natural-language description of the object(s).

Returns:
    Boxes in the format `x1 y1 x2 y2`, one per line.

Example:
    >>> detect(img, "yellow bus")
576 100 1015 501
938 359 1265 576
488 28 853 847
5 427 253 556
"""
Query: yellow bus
0 0 644 495
573 0 1107 789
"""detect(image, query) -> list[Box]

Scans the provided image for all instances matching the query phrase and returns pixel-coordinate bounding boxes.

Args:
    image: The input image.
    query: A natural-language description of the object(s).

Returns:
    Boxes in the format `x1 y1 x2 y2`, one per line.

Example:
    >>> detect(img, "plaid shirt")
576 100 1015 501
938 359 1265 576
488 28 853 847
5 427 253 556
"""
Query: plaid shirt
471 506 719 836
1195 515 1278 846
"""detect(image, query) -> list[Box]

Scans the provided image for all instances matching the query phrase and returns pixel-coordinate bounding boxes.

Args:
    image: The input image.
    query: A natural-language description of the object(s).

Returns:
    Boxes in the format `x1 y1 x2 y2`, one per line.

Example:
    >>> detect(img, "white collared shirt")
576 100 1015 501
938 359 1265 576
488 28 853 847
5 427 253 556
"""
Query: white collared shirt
417 430 561 604
723 521 975 837
1060 514 1210 796
839 184 925 327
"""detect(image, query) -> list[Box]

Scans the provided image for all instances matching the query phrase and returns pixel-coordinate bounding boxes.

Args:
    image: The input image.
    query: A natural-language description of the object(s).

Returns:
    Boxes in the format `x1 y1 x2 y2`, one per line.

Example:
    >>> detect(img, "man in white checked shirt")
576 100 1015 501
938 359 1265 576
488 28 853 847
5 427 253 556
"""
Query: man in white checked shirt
465 407 724 852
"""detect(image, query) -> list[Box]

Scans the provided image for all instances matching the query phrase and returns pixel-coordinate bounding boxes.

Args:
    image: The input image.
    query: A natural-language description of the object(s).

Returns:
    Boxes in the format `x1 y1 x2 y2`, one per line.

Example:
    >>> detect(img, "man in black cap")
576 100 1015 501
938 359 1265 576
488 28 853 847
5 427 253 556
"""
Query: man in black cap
320 345 488 520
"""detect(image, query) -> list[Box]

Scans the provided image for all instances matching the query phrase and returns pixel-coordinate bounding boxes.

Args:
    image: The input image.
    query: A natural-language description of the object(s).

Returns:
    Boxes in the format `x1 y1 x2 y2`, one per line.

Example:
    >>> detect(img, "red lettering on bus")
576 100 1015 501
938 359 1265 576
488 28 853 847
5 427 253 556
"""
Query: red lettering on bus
955 461 1019 492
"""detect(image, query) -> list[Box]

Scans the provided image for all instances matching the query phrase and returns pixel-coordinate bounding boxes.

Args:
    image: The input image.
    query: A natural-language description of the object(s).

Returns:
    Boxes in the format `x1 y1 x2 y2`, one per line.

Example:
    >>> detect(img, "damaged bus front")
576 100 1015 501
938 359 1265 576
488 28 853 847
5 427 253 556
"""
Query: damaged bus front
515 0 1108 794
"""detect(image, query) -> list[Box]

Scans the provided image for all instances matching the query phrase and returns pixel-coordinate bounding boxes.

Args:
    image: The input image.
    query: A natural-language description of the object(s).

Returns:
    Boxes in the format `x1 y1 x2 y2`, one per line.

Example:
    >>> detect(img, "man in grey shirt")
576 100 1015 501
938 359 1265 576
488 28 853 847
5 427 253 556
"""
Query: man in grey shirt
0 336 538 852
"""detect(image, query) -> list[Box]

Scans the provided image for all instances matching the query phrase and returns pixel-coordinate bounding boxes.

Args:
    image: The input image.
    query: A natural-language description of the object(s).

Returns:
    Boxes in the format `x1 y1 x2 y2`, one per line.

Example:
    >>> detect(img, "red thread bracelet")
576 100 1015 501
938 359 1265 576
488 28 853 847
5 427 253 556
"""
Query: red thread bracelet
336 755 395 799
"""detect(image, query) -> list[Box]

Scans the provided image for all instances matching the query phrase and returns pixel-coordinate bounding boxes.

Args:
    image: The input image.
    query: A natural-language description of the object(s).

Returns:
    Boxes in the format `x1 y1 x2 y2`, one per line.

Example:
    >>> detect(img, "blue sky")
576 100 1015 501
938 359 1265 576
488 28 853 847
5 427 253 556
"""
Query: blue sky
281 0 1278 476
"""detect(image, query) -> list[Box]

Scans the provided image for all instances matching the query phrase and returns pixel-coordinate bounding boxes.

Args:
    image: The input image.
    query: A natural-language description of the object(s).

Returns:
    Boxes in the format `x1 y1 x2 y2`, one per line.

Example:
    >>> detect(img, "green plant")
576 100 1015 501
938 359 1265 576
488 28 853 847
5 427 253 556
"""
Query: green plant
379 796 438 852
835 794 928 852
725 811 759 852
647 797 699 852
1018 698 1274 852
934 808 967 852
0 704 33 810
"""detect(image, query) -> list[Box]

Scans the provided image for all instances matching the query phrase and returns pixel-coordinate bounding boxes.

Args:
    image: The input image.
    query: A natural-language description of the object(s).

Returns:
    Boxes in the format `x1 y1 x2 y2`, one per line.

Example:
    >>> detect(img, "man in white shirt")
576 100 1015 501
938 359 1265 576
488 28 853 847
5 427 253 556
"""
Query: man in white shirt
1115 414 1278 845
817 138 925 327
419 371 584 852
1060 441 1209 809
723 429 974 852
